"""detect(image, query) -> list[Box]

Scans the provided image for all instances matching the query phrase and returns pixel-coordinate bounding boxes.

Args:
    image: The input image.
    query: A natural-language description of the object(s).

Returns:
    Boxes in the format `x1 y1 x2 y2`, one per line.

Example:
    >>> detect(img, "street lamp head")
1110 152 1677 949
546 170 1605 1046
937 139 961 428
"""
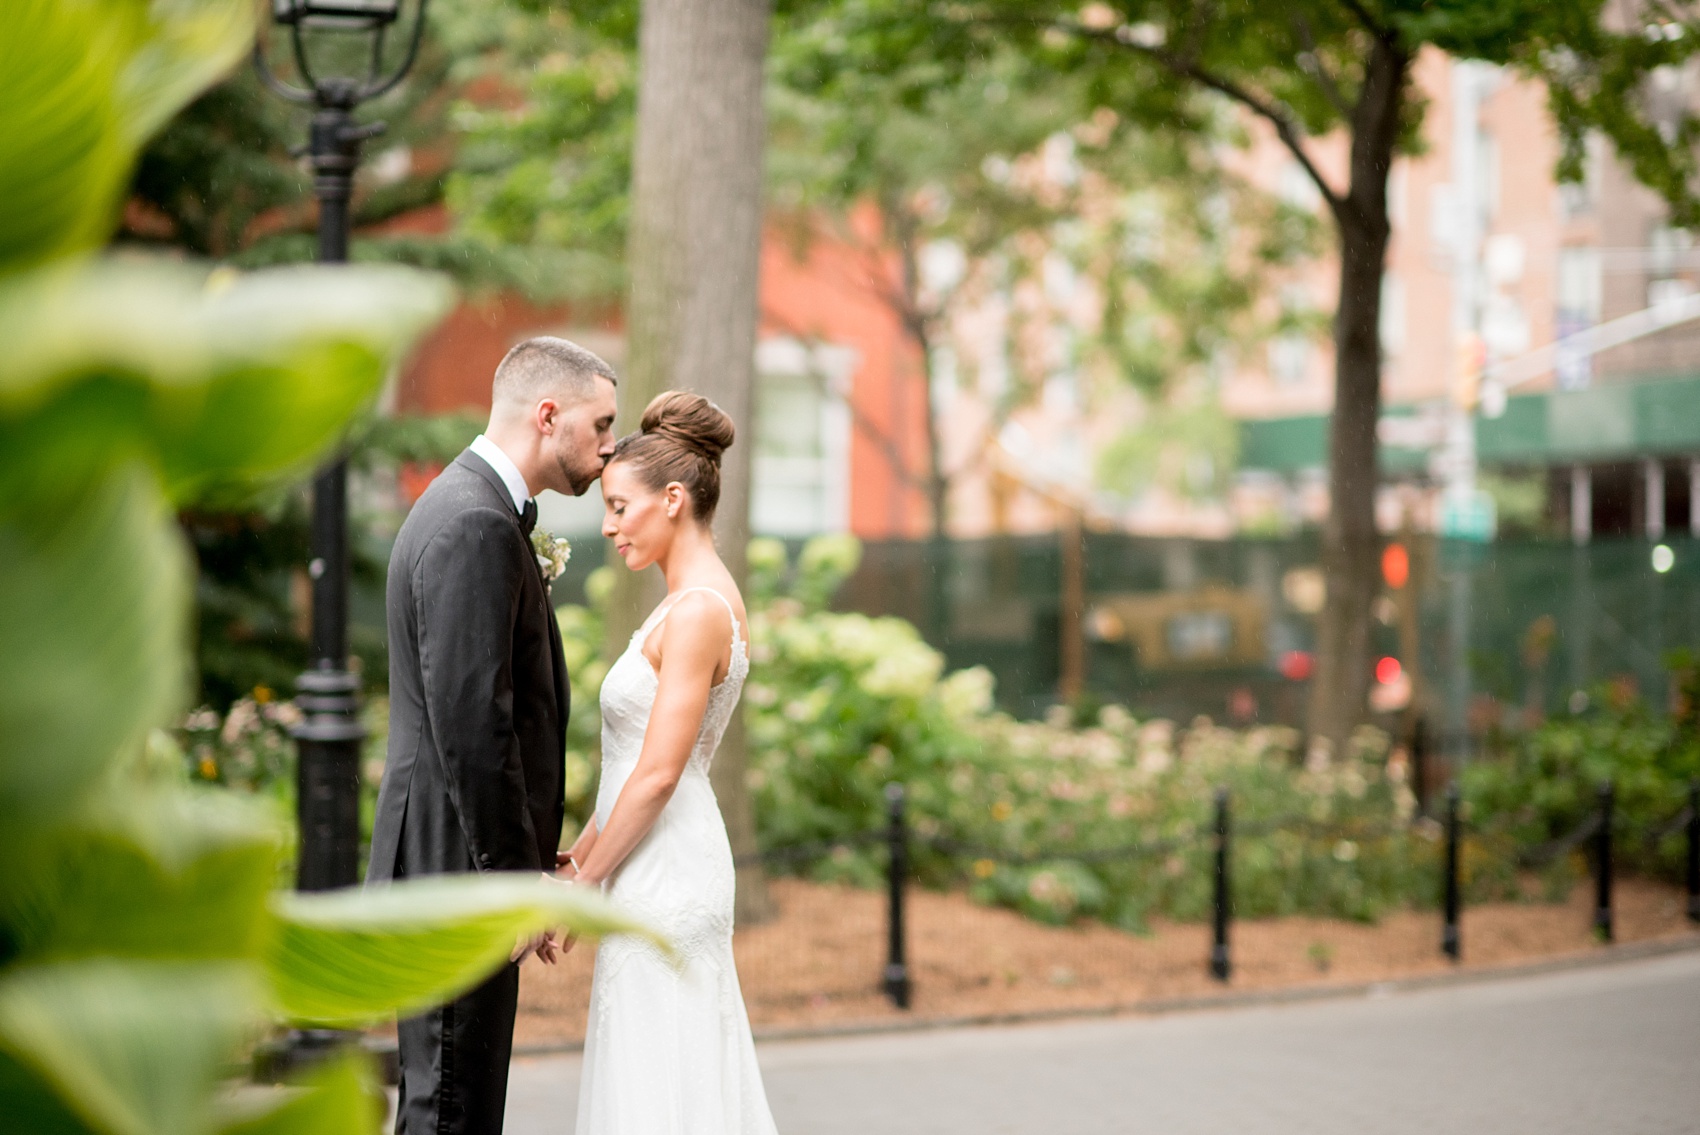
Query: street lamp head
272 0 400 31
256 0 427 107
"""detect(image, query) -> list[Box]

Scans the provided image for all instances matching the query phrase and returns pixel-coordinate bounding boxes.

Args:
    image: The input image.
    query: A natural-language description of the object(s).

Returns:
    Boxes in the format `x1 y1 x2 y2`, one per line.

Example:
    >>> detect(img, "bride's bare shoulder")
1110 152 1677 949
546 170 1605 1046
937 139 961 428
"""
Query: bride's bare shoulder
648 588 742 669
667 589 742 635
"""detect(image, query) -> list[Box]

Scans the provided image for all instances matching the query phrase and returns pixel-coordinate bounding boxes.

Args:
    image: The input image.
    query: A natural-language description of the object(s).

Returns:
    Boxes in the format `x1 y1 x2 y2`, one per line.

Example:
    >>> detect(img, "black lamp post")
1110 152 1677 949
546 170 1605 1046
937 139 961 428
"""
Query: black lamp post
255 0 429 895
250 0 428 1086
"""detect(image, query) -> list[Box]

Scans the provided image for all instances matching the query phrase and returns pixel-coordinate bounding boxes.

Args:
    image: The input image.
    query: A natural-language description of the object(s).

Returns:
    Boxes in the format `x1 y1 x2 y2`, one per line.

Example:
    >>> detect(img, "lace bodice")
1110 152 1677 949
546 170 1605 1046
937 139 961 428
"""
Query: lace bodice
598 586 749 786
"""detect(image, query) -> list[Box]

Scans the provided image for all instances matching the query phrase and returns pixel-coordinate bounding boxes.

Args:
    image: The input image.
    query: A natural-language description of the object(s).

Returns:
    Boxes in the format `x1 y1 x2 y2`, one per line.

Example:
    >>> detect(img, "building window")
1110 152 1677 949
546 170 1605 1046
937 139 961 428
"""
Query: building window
1476 132 1500 225
751 338 854 536
1555 246 1601 390
1268 334 1311 386
1380 272 1405 358
1557 247 1602 323
1558 132 1606 218
1646 224 1694 313
1269 284 1314 387
1387 165 1407 228
1277 160 1319 210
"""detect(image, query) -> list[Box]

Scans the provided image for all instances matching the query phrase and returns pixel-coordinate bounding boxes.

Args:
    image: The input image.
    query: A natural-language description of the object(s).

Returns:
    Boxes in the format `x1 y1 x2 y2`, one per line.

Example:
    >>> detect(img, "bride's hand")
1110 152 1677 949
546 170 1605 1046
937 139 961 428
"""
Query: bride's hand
554 850 579 880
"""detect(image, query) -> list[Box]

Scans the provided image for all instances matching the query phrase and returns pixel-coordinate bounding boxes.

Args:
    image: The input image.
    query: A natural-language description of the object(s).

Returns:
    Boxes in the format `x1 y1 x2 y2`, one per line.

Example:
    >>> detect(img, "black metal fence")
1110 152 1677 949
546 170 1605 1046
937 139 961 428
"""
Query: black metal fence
740 779 1700 1010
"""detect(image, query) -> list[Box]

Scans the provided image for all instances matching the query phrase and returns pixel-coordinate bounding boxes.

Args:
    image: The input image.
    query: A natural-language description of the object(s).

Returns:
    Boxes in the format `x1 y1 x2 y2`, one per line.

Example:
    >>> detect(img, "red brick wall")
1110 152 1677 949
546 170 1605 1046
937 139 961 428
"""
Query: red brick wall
395 295 622 415
394 210 928 538
759 211 930 539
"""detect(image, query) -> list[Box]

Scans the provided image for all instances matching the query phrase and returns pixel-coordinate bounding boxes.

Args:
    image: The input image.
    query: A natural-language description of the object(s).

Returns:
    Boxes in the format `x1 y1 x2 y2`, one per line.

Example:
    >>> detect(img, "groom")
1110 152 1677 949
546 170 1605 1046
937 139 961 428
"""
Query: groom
368 336 618 1135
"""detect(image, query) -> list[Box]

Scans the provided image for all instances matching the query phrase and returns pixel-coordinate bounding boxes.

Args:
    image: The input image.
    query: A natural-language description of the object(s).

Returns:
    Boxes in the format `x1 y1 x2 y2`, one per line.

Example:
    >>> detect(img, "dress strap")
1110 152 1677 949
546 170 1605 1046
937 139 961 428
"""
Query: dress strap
647 586 741 648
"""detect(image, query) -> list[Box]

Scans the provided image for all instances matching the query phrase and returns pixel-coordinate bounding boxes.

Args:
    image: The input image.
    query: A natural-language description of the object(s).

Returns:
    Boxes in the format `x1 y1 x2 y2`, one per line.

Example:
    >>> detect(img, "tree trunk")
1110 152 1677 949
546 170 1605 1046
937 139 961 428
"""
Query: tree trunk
613 0 774 922
922 342 951 649
1058 504 1085 704
1307 37 1410 755
891 211 952 646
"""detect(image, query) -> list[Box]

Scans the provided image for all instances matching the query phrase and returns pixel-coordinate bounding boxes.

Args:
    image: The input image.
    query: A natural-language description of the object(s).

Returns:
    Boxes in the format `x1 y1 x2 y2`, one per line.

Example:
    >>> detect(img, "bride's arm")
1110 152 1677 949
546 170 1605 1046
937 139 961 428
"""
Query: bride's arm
571 597 727 888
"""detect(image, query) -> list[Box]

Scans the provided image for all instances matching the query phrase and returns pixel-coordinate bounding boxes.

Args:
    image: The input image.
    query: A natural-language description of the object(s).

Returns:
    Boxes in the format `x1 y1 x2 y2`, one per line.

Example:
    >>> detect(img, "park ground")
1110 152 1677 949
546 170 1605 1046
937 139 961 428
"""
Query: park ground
512 876 1699 1047
505 943 1700 1135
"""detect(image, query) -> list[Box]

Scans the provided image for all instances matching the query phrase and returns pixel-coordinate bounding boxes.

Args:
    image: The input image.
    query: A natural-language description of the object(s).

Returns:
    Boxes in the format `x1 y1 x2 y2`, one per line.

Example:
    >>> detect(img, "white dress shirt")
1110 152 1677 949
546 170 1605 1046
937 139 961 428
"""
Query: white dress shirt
468 434 532 515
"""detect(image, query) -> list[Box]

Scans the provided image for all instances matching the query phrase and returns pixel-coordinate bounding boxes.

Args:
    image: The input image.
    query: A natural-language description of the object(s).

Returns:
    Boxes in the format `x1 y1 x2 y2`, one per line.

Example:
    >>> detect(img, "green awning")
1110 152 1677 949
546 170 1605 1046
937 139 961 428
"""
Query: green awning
1238 372 1700 474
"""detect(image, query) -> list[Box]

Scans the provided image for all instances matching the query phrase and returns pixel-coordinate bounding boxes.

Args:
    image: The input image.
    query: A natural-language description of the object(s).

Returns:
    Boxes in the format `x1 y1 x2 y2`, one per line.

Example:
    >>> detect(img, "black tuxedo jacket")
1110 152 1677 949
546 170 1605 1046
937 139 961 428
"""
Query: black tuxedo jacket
367 449 570 882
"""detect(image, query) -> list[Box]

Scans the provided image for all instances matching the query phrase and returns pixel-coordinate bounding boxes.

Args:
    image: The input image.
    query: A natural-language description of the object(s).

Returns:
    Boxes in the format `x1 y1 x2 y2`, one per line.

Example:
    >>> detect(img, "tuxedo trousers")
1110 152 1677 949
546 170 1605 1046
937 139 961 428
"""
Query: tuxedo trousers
396 962 519 1135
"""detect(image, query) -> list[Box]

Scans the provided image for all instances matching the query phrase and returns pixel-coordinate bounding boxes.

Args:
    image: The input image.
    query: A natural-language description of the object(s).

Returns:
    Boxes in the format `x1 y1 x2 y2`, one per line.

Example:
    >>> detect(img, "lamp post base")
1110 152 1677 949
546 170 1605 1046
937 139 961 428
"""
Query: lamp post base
293 665 365 892
252 1029 399 1085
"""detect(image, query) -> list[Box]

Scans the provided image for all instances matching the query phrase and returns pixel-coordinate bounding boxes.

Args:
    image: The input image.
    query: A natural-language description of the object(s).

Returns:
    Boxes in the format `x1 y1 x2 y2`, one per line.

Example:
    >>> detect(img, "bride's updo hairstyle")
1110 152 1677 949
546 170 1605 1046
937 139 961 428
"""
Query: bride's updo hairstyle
608 391 735 521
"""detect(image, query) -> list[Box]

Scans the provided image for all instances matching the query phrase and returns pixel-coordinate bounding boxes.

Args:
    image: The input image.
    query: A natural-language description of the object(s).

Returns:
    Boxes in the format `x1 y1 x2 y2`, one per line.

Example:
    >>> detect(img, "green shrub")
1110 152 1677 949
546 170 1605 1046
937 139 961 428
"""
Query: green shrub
557 536 1439 929
172 694 395 880
1464 675 1700 891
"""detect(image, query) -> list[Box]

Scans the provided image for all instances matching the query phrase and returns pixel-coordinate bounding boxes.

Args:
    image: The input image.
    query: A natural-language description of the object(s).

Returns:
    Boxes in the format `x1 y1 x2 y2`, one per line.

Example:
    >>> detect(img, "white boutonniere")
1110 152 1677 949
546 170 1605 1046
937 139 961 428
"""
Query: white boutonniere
531 530 571 583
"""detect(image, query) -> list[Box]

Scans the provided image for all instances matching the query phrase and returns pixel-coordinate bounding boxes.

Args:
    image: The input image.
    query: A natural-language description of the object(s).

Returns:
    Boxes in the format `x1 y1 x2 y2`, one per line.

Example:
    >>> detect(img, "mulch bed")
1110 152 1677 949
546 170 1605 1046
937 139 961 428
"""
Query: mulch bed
513 876 1700 1048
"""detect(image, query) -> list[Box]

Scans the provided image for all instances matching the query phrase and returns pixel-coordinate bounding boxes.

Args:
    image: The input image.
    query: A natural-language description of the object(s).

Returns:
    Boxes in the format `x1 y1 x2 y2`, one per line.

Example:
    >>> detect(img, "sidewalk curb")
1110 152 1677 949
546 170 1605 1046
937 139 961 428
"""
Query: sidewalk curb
510 931 1700 1057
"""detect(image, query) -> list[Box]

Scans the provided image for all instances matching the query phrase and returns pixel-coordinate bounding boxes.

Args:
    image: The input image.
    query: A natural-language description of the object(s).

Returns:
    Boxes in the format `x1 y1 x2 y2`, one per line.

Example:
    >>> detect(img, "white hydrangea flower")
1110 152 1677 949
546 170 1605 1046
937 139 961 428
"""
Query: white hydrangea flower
861 641 943 699
937 666 995 720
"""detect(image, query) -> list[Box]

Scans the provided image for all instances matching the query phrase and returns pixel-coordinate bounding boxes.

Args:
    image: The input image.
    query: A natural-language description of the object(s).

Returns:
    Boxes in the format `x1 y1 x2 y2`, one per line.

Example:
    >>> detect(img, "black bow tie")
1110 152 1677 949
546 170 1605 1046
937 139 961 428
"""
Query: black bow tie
520 498 538 536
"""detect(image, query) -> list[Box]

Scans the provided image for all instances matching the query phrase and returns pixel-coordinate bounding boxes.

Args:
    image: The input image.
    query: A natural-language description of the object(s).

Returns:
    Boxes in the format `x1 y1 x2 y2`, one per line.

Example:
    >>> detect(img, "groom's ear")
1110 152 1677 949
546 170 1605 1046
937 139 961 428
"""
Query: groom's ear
534 397 562 434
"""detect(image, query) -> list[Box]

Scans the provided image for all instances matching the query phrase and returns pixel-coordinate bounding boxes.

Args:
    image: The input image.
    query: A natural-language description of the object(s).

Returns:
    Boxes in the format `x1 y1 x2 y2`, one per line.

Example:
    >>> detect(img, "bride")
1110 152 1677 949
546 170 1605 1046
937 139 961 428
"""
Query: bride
557 391 778 1135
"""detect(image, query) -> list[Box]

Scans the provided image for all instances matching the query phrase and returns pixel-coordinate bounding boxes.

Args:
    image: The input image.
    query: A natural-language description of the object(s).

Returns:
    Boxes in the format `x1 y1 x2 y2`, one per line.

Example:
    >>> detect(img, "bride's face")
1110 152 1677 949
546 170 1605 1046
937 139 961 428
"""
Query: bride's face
601 461 684 571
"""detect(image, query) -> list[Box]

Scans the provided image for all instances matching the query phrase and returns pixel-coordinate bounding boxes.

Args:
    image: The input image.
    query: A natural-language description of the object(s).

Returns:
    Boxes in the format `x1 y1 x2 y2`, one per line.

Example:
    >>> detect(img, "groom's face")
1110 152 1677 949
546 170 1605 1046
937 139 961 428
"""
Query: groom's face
543 376 619 496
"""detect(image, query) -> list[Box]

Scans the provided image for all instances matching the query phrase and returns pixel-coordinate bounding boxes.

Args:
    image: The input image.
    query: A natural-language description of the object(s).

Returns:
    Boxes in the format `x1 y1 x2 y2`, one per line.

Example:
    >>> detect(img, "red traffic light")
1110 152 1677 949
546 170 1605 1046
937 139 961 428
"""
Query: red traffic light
1382 543 1410 590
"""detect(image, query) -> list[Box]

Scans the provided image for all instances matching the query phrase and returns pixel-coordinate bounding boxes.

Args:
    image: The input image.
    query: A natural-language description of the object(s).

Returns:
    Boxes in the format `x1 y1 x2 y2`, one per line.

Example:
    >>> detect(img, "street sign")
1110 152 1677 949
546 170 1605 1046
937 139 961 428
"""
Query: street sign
1439 488 1496 542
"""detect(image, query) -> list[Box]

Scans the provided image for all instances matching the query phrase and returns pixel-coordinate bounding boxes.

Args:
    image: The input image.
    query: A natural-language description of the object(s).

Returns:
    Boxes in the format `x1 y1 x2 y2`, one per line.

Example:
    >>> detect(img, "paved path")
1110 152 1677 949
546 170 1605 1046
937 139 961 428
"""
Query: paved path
505 949 1700 1134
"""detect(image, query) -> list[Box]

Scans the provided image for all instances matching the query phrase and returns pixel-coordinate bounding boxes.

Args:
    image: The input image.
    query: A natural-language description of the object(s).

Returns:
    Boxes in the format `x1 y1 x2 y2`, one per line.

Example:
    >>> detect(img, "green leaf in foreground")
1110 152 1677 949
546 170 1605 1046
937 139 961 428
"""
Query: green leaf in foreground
5 786 281 966
0 261 455 511
0 470 187 852
267 876 672 1026
0 0 254 275
0 0 132 273
0 960 260 1135
111 0 255 147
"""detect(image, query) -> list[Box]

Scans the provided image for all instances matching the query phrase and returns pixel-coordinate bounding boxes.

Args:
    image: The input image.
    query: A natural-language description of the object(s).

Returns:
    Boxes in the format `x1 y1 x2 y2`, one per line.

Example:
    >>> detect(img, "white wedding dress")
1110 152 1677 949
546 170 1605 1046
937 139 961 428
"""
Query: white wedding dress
577 587 778 1135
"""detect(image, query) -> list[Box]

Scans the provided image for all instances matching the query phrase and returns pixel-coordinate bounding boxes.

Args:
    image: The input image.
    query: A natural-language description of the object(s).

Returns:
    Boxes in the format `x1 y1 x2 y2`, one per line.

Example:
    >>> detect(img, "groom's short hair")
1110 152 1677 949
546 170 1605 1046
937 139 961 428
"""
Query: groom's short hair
492 336 617 411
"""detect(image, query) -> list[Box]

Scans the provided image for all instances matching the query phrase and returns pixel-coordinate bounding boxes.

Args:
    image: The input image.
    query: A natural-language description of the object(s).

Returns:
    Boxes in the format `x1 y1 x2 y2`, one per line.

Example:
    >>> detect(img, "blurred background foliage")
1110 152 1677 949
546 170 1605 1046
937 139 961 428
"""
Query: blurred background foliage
93 0 1700 982
127 0 1302 539
185 409 483 710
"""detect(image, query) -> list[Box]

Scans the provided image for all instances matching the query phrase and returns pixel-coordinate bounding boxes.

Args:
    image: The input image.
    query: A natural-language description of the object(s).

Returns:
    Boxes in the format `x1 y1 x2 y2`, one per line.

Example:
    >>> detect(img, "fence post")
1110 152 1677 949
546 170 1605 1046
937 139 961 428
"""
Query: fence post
882 781 911 1009
1593 780 1614 943
1210 787 1231 983
1442 783 1461 962
1688 780 1699 925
